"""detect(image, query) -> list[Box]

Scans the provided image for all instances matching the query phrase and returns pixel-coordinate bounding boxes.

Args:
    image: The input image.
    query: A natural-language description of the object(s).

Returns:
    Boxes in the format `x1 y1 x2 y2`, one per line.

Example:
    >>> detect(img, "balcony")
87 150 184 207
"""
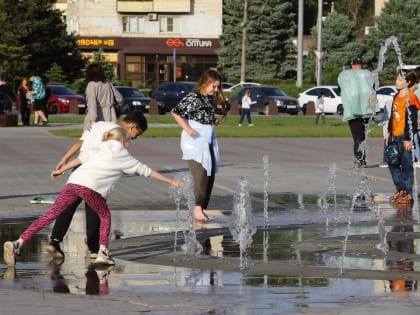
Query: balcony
117 0 191 13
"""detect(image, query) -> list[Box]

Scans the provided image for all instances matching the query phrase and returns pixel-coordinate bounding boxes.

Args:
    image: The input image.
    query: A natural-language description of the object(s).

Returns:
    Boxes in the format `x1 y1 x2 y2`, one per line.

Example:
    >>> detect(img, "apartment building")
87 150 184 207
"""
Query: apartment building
375 0 387 16
60 0 222 86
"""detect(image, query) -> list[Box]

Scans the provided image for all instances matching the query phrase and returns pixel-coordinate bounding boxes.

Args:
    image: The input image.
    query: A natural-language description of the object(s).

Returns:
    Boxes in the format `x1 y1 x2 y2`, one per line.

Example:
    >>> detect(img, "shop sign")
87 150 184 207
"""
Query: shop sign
76 38 116 47
166 38 212 48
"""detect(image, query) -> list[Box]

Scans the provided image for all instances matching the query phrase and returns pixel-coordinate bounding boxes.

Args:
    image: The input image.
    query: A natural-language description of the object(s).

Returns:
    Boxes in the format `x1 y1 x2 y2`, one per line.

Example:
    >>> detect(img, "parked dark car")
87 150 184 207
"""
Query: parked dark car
221 82 234 90
0 92 14 113
231 86 300 115
152 81 196 113
115 86 152 114
47 84 86 114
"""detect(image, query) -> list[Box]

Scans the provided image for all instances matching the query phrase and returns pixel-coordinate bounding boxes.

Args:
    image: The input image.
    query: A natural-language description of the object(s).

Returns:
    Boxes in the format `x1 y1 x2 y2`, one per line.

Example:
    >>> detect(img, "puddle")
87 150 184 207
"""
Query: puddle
1 193 420 314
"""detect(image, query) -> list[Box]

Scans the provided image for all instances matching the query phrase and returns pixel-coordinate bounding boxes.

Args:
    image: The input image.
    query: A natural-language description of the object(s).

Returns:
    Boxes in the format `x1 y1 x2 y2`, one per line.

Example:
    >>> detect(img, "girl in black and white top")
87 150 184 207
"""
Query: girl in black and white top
171 69 226 222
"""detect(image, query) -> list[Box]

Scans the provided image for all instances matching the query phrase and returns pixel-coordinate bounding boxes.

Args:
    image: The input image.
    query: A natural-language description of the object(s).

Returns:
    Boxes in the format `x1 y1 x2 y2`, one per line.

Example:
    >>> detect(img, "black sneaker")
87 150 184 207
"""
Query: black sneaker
46 240 65 259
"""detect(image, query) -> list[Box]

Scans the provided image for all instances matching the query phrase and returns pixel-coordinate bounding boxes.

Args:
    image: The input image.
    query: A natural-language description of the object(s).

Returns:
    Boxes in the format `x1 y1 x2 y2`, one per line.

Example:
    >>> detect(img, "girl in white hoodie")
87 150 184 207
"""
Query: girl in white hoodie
3 127 182 267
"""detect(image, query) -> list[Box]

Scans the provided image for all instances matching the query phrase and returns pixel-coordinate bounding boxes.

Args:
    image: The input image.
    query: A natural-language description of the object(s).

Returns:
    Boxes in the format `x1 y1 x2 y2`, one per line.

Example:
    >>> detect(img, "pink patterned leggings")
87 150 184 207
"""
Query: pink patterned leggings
20 183 111 247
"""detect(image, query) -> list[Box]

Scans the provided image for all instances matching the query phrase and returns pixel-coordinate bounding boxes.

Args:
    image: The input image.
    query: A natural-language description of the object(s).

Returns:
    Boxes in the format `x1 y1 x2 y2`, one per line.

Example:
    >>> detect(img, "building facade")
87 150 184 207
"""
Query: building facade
375 0 387 16
62 0 223 87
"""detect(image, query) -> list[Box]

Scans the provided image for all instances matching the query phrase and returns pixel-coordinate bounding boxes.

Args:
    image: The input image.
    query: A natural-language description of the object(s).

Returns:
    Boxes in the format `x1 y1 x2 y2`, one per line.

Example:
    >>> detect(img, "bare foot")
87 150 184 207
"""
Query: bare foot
193 206 210 222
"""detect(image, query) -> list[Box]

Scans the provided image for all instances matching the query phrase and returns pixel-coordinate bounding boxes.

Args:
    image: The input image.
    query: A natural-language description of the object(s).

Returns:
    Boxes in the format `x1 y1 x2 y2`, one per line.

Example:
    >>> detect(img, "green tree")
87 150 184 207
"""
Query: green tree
91 49 116 82
218 0 296 81
364 0 420 84
0 0 84 85
44 63 67 85
73 50 118 96
305 11 363 84
217 0 243 81
330 0 374 34
0 0 30 82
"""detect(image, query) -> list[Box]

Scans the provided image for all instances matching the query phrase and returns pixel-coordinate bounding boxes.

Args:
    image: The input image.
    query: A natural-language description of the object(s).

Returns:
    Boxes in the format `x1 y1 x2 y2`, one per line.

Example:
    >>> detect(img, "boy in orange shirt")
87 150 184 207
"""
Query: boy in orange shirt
387 70 420 204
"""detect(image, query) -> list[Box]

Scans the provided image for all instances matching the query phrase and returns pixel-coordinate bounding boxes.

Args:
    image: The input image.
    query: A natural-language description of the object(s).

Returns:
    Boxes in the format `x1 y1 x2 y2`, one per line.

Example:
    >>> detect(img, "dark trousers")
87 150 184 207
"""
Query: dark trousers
20 104 31 126
187 144 216 209
348 117 369 165
315 113 326 125
388 135 414 195
50 199 100 253
239 108 252 124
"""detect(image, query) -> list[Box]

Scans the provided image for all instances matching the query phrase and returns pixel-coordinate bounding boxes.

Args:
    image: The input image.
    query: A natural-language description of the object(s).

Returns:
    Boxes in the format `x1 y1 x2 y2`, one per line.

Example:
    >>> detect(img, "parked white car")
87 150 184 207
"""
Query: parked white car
223 82 261 92
376 85 397 111
298 85 343 115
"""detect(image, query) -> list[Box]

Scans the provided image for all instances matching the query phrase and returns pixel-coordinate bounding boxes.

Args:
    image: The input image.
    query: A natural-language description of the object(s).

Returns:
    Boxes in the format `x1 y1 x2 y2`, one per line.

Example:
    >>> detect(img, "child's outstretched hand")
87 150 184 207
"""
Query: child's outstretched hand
51 169 64 179
171 179 183 188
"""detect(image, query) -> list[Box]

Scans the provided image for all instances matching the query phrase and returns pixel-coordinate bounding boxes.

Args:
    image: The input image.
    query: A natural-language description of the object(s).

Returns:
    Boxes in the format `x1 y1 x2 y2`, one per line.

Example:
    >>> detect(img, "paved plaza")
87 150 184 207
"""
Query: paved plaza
1 123 420 314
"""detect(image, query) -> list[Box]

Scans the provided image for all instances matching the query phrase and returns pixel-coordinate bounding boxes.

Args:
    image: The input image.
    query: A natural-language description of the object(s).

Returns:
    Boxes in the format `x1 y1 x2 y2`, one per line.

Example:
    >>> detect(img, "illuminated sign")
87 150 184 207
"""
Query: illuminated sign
165 38 184 47
76 38 116 47
166 38 212 48
185 39 212 47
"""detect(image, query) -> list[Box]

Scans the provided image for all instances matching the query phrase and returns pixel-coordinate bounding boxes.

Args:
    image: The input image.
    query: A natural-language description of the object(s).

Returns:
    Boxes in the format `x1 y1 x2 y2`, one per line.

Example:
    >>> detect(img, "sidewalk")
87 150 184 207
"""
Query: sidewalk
0 123 394 213
1 124 417 315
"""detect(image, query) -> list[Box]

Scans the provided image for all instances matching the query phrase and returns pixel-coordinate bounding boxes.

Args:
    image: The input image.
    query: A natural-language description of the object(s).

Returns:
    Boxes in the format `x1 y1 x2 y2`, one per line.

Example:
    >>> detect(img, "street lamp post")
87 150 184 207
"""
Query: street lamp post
296 0 304 87
240 0 248 83
316 0 324 86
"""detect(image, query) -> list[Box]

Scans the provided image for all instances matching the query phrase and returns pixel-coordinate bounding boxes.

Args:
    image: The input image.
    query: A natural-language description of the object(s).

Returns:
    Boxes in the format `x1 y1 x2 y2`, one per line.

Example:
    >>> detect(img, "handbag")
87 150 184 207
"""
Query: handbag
109 82 122 118
385 140 400 166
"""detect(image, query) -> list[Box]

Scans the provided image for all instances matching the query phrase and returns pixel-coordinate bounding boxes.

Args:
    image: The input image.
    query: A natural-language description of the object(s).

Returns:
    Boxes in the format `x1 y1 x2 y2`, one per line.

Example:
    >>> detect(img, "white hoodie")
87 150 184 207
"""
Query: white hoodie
67 140 152 199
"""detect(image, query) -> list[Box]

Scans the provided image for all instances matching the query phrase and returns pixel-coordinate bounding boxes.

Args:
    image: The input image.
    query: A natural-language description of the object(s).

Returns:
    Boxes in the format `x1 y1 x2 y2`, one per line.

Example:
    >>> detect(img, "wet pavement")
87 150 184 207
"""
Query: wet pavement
1 122 420 314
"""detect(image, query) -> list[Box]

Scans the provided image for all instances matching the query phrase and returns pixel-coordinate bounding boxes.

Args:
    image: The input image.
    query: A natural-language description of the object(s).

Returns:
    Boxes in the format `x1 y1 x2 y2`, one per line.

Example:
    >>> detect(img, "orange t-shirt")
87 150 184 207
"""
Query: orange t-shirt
391 89 420 137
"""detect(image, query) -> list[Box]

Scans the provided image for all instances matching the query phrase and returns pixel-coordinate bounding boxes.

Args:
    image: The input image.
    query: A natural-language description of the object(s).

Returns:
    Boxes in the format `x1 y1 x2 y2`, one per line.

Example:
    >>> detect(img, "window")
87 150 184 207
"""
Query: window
307 89 319 97
159 16 180 33
122 16 145 33
321 89 333 98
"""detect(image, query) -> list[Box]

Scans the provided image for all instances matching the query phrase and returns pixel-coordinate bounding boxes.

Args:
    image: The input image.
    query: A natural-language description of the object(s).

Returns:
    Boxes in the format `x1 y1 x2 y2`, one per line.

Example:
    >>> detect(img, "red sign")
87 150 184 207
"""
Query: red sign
166 38 184 47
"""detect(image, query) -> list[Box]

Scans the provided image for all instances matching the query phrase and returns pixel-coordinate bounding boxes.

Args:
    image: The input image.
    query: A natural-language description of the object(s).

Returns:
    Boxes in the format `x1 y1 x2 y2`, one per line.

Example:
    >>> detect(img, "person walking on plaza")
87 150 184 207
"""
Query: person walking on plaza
315 91 326 125
28 74 48 126
238 89 255 127
17 78 31 126
338 57 377 167
388 70 420 205
3 126 182 267
46 111 148 260
83 63 123 130
171 69 226 222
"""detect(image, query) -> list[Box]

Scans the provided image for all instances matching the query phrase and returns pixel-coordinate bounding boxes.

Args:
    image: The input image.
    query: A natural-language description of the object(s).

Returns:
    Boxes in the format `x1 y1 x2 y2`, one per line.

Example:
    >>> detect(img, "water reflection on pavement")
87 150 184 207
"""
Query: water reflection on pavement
1 193 420 314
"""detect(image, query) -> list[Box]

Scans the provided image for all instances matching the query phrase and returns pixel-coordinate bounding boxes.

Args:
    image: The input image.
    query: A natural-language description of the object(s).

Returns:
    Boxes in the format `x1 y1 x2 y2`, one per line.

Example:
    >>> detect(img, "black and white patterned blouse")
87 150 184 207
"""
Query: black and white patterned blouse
171 92 216 125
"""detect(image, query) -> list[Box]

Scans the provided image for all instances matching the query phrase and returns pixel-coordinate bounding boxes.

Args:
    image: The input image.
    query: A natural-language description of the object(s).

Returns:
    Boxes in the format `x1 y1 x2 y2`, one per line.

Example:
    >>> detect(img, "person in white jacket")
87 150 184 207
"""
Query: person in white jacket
239 89 255 127
315 91 326 125
47 112 148 261
3 127 182 267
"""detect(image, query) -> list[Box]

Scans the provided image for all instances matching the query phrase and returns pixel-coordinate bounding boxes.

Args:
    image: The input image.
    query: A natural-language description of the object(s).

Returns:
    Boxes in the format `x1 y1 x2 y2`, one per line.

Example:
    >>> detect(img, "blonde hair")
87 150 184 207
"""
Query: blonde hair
102 127 130 143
